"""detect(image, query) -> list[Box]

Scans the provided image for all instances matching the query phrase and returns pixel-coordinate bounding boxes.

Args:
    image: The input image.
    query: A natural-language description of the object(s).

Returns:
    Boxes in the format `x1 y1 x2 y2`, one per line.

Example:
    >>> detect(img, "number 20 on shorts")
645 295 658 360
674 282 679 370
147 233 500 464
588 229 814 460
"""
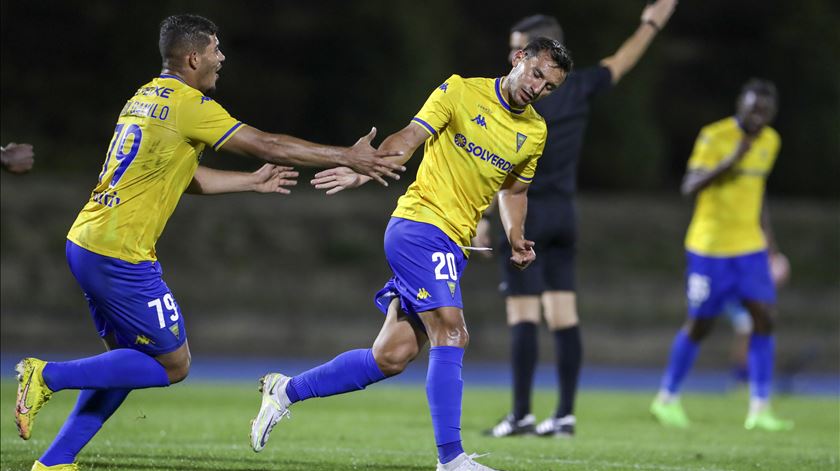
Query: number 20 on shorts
432 252 458 281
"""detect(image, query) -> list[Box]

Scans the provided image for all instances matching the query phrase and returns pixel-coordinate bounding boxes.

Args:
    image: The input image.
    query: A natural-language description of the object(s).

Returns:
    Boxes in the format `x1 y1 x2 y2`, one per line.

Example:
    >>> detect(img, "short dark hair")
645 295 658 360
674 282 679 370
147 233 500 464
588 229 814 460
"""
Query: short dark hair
740 78 778 101
511 14 564 44
159 14 218 63
522 37 573 73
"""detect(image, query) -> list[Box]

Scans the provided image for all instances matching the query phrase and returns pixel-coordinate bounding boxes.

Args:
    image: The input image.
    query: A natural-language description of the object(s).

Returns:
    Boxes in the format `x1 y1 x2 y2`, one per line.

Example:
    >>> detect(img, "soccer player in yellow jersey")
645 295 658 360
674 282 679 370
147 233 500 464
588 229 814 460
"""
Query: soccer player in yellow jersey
251 38 572 470
14 14 404 471
650 79 794 432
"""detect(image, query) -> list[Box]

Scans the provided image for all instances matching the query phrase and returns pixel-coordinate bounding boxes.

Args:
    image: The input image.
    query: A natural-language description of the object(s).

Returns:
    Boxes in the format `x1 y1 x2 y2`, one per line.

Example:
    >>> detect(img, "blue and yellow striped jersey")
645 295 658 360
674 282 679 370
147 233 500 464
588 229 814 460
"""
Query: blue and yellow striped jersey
393 74 547 248
67 75 244 262
685 117 780 256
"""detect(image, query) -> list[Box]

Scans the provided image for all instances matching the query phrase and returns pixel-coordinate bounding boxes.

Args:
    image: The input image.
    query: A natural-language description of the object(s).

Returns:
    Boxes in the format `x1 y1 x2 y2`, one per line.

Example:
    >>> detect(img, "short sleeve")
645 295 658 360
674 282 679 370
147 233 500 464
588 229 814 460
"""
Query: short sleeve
577 66 613 98
686 128 724 170
411 74 464 137
511 126 547 183
177 95 244 150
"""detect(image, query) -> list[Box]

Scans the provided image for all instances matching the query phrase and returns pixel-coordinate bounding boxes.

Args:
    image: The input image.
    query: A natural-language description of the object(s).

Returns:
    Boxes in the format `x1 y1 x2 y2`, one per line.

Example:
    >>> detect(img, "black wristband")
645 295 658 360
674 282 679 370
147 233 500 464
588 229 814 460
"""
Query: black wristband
643 19 661 32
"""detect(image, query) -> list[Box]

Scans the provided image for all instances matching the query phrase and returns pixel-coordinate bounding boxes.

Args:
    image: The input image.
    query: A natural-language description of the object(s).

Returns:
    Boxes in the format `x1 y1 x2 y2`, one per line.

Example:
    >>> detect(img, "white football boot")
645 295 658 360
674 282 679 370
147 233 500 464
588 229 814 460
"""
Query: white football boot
249 373 292 452
436 453 500 470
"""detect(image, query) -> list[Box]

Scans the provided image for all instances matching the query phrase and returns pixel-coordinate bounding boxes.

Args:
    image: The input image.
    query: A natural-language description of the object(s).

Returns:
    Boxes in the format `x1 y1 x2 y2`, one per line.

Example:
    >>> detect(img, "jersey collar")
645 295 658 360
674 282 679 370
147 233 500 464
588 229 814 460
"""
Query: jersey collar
159 74 187 84
495 77 525 115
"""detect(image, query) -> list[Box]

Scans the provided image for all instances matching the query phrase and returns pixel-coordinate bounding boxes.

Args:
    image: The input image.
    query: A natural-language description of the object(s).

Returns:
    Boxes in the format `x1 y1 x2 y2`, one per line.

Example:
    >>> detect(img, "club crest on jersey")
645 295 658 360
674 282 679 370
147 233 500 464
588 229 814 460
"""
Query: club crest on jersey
169 324 181 339
471 114 487 128
447 281 456 298
417 288 431 300
516 133 527 153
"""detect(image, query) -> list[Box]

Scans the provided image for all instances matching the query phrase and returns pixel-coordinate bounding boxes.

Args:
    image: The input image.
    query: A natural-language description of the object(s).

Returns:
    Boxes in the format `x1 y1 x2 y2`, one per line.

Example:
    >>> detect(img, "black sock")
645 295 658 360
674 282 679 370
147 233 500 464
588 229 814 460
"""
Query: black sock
511 322 538 420
553 325 582 418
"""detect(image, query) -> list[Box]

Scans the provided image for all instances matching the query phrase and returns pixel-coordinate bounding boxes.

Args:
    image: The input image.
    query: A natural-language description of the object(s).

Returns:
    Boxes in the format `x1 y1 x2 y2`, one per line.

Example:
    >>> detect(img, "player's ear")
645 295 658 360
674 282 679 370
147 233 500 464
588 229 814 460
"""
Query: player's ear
511 49 526 67
188 51 200 70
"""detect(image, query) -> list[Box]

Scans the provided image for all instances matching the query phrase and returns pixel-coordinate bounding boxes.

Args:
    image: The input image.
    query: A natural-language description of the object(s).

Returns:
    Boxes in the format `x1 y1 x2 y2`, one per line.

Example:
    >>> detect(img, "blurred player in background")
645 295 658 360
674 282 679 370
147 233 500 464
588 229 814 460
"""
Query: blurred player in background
1 142 35 173
650 78 794 431
251 38 572 471
14 14 403 471
480 0 677 439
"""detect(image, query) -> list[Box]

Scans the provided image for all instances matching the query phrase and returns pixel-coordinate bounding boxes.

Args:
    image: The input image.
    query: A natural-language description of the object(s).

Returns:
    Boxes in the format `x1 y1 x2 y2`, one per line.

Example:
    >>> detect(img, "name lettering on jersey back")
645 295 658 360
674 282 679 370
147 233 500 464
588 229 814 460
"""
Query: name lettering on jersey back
120 101 170 121
136 86 174 98
453 133 515 173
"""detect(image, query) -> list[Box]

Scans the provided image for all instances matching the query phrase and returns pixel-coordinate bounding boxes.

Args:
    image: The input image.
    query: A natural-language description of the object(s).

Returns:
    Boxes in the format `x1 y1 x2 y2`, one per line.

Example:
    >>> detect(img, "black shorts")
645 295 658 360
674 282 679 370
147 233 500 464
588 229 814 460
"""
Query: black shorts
497 195 577 296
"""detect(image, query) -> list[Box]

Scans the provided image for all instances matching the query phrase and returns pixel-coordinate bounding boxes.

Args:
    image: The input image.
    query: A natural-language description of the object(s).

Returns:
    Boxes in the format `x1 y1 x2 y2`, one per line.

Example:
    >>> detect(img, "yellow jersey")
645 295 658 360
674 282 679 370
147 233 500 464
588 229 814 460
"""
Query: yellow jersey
392 74 547 248
684 117 780 256
67 74 244 262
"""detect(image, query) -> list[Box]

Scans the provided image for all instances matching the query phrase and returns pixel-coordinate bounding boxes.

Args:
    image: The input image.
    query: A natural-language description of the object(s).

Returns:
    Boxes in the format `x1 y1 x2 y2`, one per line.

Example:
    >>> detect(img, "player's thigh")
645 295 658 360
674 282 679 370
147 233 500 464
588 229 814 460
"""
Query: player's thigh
505 296 541 325
541 291 578 329
685 251 735 320
372 299 428 374
736 251 776 333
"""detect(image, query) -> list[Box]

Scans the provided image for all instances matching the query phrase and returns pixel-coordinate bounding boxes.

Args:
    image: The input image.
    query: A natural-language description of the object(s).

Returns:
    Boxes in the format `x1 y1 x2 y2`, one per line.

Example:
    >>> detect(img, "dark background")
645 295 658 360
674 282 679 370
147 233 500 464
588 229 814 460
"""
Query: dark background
1 1 838 373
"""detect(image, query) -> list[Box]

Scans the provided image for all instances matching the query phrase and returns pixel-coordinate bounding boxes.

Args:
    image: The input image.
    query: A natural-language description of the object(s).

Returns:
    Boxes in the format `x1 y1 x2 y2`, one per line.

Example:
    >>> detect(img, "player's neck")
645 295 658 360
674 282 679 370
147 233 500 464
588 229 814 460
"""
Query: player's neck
160 68 195 89
499 76 525 111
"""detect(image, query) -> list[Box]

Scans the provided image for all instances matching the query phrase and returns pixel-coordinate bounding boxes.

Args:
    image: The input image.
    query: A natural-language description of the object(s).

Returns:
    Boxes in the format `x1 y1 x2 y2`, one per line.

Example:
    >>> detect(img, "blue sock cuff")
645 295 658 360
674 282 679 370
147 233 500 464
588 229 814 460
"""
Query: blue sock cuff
429 346 464 366
438 440 464 464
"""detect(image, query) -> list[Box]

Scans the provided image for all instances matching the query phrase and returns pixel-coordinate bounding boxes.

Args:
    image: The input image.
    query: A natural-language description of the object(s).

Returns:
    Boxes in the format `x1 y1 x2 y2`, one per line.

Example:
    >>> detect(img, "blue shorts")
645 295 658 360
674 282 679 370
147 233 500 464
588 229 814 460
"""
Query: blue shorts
685 250 775 318
374 218 468 319
66 240 187 355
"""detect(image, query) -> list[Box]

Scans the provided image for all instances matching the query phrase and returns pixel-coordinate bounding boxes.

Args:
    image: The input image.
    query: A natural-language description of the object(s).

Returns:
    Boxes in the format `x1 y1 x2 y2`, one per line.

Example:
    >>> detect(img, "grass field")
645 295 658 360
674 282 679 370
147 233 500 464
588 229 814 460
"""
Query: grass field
1 381 837 471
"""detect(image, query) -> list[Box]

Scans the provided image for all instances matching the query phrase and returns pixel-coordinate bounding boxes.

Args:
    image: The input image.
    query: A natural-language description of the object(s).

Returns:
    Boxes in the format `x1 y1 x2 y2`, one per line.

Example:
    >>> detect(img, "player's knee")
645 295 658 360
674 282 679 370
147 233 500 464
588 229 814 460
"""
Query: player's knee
746 303 775 334
373 346 416 377
167 363 190 384
165 357 191 384
751 313 774 334
431 326 469 349
686 318 714 342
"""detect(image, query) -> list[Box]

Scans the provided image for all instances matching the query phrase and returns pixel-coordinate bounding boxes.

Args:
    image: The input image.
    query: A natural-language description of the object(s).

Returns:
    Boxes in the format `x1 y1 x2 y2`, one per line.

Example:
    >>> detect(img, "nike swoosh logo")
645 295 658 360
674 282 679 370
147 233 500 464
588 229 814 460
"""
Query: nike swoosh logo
16 375 32 415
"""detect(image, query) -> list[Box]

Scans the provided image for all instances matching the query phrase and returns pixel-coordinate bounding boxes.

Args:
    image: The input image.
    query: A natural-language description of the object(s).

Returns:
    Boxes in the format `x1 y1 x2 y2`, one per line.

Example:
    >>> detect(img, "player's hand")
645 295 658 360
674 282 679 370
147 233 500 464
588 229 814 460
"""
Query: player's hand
472 217 493 259
769 251 790 287
510 238 536 270
1 142 35 174
642 0 677 30
311 166 368 195
343 127 405 187
732 135 755 162
251 164 298 194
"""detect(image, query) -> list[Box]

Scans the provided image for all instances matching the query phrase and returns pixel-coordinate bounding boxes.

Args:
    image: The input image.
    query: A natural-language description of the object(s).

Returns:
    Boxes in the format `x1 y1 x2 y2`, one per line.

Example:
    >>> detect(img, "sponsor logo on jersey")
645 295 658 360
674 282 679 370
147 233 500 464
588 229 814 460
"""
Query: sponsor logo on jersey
453 133 515 172
135 334 155 345
439 82 449 92
416 288 431 300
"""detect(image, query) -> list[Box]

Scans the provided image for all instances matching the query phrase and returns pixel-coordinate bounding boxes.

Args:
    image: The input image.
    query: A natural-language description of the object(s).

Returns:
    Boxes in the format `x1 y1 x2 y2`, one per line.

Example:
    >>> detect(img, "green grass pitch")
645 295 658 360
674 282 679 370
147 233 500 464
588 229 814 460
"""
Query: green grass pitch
1 381 838 470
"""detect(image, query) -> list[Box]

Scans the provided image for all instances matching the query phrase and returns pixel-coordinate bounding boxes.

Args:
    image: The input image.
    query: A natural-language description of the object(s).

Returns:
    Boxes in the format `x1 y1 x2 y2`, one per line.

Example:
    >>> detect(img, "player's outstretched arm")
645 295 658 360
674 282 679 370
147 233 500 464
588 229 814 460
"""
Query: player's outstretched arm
221 126 404 186
600 0 677 84
498 176 536 270
1 142 35 174
311 122 428 194
186 164 298 195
